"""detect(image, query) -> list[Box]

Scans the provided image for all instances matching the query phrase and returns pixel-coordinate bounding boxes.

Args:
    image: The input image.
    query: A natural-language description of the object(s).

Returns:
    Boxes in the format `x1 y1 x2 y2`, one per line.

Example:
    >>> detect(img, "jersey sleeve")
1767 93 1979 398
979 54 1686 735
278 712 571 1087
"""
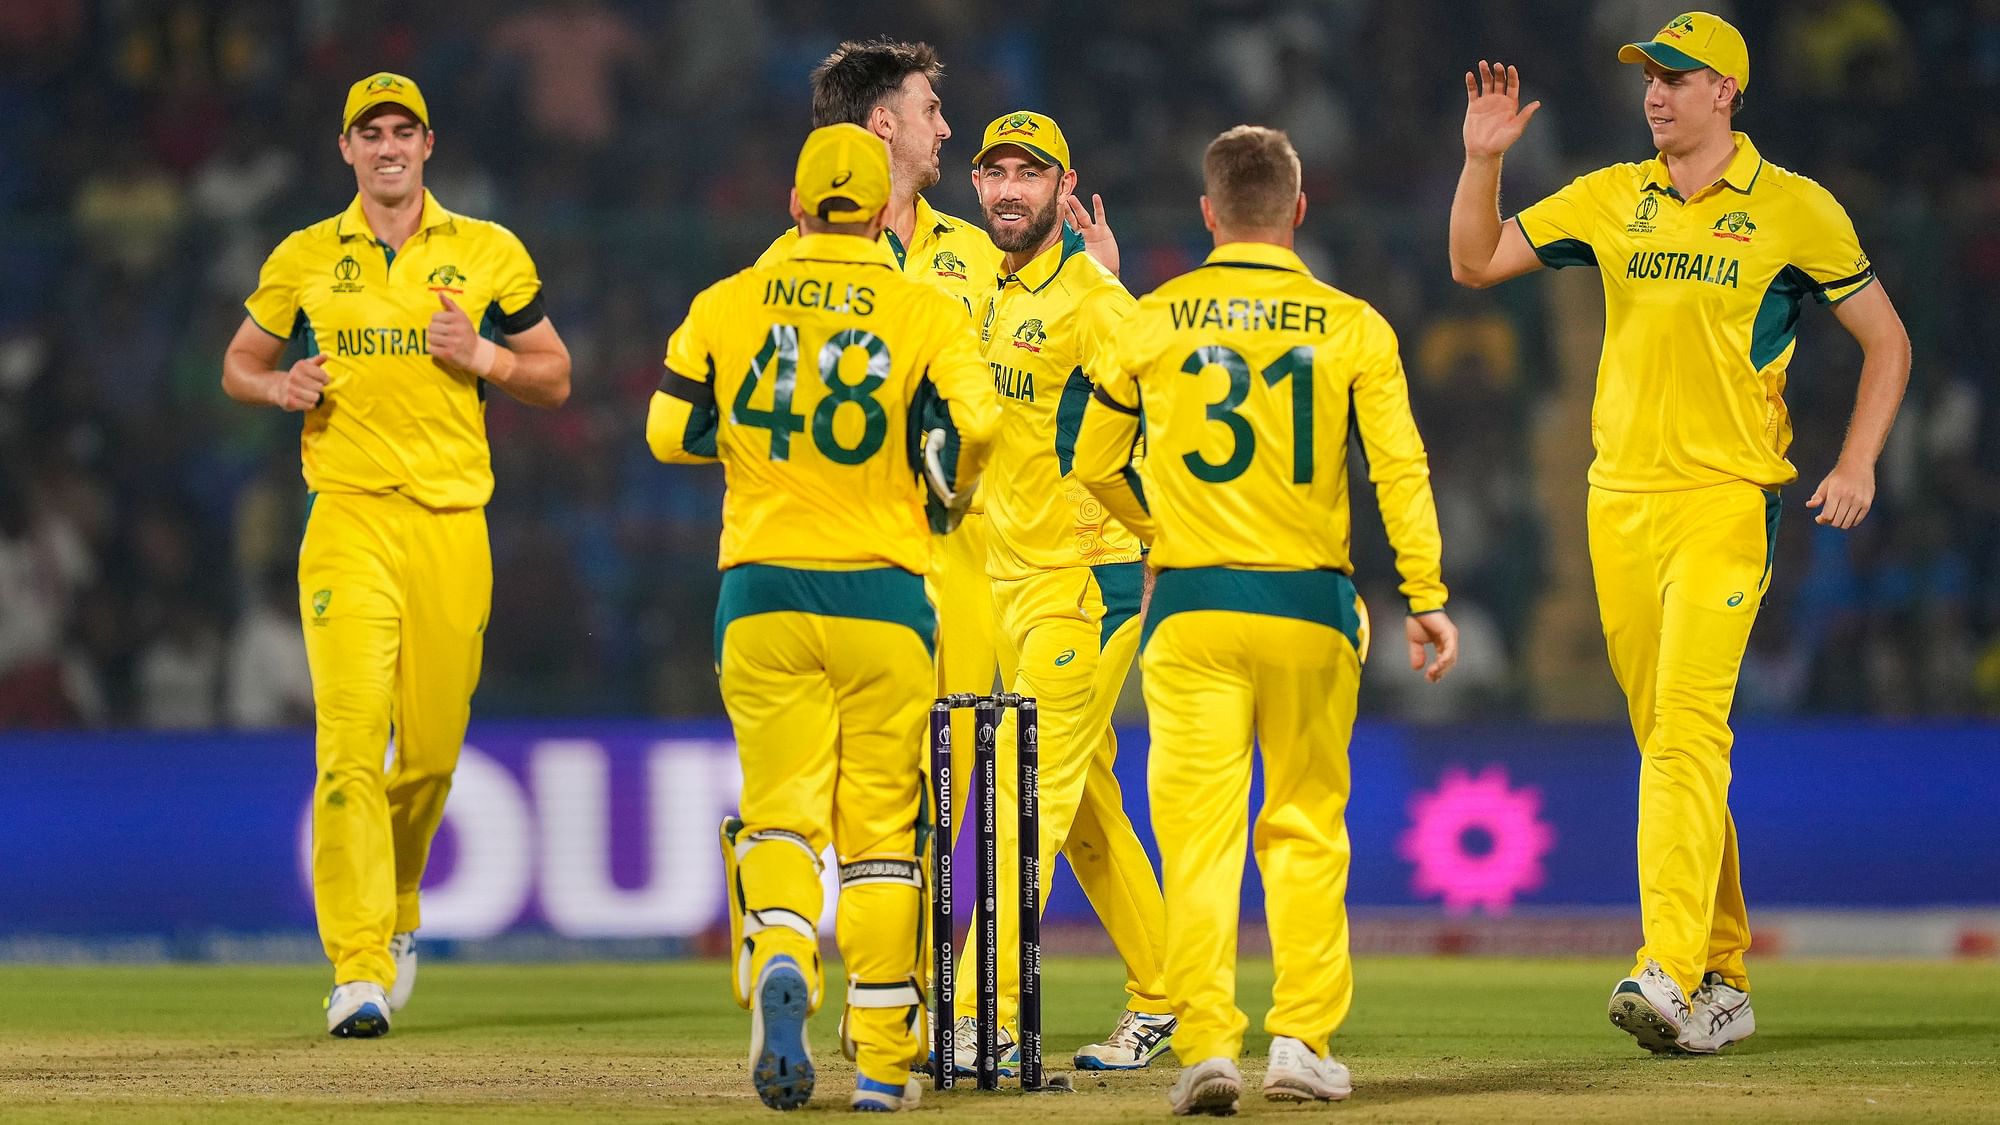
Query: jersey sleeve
485 224 547 334
1789 183 1876 305
244 232 303 340
1349 307 1449 614
648 285 722 464
923 294 1000 483
1072 300 1153 541
1075 280 1139 379
1513 171 1605 269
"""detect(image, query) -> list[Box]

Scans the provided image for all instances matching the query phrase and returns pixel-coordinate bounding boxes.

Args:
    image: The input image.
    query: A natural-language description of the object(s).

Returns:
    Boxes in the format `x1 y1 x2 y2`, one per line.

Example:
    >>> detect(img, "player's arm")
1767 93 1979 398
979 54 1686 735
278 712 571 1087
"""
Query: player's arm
427 294 572 408
1072 373 1154 544
1351 312 1458 681
1808 282 1911 529
1449 61 1546 288
222 318 328 411
647 293 721 465
927 315 1000 484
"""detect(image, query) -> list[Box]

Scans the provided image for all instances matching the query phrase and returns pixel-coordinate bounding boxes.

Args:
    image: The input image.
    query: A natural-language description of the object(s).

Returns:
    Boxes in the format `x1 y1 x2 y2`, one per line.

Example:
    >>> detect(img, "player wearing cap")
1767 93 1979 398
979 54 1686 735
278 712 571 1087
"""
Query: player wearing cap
649 123 999 1112
221 73 572 1037
1075 124 1457 1116
1447 13 1911 1054
756 43 1120 868
945 109 1176 1075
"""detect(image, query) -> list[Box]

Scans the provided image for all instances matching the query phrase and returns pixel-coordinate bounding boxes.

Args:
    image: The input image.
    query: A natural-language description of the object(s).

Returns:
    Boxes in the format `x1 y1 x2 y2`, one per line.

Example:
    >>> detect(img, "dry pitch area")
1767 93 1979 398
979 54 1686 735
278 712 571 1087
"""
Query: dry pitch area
2 956 1996 1122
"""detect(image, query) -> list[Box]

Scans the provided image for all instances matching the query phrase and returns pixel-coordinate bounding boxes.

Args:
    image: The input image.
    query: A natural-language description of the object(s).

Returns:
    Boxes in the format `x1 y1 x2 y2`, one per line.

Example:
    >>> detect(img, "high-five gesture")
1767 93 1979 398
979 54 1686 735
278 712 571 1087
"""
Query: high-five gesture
1463 61 1541 159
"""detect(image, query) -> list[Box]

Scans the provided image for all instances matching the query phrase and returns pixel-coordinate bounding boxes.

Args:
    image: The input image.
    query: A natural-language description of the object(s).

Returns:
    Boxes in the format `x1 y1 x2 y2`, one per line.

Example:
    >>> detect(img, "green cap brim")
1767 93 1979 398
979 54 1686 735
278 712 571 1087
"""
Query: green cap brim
972 141 1064 171
1618 40 1707 71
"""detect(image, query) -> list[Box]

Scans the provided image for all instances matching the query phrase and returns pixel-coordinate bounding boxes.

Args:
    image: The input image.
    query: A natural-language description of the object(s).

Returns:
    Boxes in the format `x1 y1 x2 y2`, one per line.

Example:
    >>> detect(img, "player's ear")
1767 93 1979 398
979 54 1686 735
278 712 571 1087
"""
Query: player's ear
1199 195 1218 234
421 127 435 161
868 103 896 143
1060 167 1078 198
1294 192 1307 229
338 129 354 166
787 189 806 226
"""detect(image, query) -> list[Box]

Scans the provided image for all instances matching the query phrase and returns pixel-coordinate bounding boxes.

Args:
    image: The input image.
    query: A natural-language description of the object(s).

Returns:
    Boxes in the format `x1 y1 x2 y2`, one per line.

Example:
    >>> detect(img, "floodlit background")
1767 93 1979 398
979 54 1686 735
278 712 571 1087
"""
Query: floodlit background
0 1 1992 960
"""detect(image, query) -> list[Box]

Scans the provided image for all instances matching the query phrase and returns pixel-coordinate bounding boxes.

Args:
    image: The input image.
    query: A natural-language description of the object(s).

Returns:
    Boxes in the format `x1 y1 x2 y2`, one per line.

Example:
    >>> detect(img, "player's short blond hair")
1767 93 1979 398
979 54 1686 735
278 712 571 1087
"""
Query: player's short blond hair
1203 126 1301 231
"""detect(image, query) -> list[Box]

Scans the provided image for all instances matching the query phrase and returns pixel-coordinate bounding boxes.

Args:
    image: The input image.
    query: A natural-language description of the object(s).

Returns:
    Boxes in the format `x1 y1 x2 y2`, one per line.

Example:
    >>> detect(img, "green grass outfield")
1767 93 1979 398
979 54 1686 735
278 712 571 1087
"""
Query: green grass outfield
2 957 1995 1122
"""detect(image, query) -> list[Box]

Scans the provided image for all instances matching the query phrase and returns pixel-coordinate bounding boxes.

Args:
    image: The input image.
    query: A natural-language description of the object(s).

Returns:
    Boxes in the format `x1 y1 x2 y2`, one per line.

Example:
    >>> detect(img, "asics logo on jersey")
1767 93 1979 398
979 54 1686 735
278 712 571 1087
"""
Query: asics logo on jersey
1055 649 1076 666
1727 591 1745 607
831 170 853 188
1711 211 1757 242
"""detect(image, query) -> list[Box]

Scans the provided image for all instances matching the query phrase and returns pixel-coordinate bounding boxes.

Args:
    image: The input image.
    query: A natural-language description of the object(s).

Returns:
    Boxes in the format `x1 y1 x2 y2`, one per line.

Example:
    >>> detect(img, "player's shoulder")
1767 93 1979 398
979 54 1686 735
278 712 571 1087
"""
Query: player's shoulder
440 209 533 256
267 214 342 261
1561 161 1650 200
1753 157 1850 216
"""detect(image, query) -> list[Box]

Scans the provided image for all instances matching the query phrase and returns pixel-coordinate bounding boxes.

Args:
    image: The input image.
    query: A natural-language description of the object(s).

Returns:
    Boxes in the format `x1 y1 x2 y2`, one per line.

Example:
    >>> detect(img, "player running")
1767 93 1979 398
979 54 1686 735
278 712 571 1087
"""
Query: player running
649 123 999 1112
1447 13 1911 1053
948 110 1177 1074
1075 125 1458 1115
221 73 572 1037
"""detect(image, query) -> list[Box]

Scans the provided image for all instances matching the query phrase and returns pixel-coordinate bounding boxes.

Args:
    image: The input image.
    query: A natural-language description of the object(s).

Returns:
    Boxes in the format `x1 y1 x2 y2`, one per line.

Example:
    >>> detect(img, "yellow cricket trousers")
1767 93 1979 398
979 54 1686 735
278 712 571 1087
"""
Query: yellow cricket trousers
718 564 935 1088
952 561 1171 1030
299 490 490 989
930 510 1000 772
1142 568 1366 1063
1589 481 1777 996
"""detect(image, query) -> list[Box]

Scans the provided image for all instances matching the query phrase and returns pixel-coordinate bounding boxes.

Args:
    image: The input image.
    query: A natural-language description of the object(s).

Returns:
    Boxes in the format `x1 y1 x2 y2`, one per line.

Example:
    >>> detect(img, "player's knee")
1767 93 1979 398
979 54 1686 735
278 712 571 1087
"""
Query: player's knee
834 853 923 974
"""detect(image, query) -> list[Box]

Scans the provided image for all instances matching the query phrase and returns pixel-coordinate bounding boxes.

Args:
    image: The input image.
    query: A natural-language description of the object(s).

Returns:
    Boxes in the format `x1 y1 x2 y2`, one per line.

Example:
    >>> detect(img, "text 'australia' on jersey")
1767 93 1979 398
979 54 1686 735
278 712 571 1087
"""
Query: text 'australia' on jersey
1514 132 1876 492
1091 242 1447 613
654 233 995 574
244 190 546 510
978 228 1143 579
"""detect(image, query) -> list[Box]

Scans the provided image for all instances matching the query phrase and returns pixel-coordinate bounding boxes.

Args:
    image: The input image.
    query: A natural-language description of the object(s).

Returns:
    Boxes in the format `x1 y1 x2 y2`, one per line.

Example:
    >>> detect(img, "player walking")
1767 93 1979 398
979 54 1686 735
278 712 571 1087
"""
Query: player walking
1447 13 1911 1053
221 73 572 1037
649 124 999 1112
948 110 1178 1074
1076 125 1458 1114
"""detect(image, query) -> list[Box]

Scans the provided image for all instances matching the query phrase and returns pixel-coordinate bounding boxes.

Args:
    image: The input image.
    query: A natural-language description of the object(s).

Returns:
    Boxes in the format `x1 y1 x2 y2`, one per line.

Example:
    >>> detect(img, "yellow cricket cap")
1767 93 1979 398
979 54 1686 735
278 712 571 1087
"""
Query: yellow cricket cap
343 72 430 132
1619 12 1749 91
795 123 891 223
972 110 1070 171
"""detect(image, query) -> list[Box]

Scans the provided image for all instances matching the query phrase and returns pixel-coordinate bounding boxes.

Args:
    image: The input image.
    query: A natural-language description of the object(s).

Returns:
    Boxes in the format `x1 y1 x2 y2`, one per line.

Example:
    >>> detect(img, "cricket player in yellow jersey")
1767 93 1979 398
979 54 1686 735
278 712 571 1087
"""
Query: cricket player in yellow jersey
755 42 1120 829
1076 126 1459 1115
949 109 1176 1074
648 123 999 1113
220 73 572 1037
1448 13 1911 1054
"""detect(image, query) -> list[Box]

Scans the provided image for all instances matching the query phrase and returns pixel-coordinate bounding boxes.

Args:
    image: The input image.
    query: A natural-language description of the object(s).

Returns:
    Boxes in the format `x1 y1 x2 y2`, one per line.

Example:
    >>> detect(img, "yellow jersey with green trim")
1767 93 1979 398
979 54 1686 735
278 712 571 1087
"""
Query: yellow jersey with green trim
1082 242 1447 613
755 194 1001 318
243 189 545 510
1514 132 1875 492
648 232 999 575
978 228 1143 580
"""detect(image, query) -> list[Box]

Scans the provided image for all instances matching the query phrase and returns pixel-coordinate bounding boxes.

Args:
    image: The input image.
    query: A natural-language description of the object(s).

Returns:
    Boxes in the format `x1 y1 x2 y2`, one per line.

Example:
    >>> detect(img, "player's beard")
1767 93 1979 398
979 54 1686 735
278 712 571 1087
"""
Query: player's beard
984 193 1061 254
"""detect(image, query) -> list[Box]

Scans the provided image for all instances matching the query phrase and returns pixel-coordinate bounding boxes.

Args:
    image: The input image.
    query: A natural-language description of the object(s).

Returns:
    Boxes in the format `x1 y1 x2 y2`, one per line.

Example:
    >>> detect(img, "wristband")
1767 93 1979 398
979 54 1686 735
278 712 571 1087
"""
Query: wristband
470 336 499 379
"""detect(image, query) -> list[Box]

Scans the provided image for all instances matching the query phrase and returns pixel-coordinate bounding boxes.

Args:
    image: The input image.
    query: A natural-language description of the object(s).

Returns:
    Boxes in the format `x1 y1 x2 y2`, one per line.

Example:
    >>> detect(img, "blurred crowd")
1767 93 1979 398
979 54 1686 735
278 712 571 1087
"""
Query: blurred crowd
2 0 1997 728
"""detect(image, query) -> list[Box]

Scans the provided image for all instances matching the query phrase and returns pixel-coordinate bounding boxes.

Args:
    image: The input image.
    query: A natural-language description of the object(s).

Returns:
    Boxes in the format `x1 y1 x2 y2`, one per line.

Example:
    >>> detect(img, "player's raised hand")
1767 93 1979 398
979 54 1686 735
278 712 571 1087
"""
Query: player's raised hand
273 353 329 411
1406 611 1460 684
1806 459 1876 529
1066 192 1119 277
1463 61 1541 160
428 292 478 371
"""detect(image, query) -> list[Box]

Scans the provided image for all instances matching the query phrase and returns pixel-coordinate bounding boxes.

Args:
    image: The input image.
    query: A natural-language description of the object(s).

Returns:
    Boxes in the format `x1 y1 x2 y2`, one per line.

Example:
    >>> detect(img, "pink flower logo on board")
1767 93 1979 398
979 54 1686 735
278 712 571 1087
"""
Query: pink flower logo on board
1399 765 1556 916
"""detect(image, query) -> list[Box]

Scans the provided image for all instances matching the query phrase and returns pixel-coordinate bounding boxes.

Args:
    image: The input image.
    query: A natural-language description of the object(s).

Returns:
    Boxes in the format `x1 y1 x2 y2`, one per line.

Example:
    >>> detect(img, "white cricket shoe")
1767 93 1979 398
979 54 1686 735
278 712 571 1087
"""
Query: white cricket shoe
1607 959 1691 1054
850 1075 923 1112
950 1015 1019 1077
749 955 815 1109
1679 972 1756 1053
325 981 391 1038
387 932 417 1012
1074 1009 1176 1070
1167 1056 1242 1116
1261 1035 1352 1102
